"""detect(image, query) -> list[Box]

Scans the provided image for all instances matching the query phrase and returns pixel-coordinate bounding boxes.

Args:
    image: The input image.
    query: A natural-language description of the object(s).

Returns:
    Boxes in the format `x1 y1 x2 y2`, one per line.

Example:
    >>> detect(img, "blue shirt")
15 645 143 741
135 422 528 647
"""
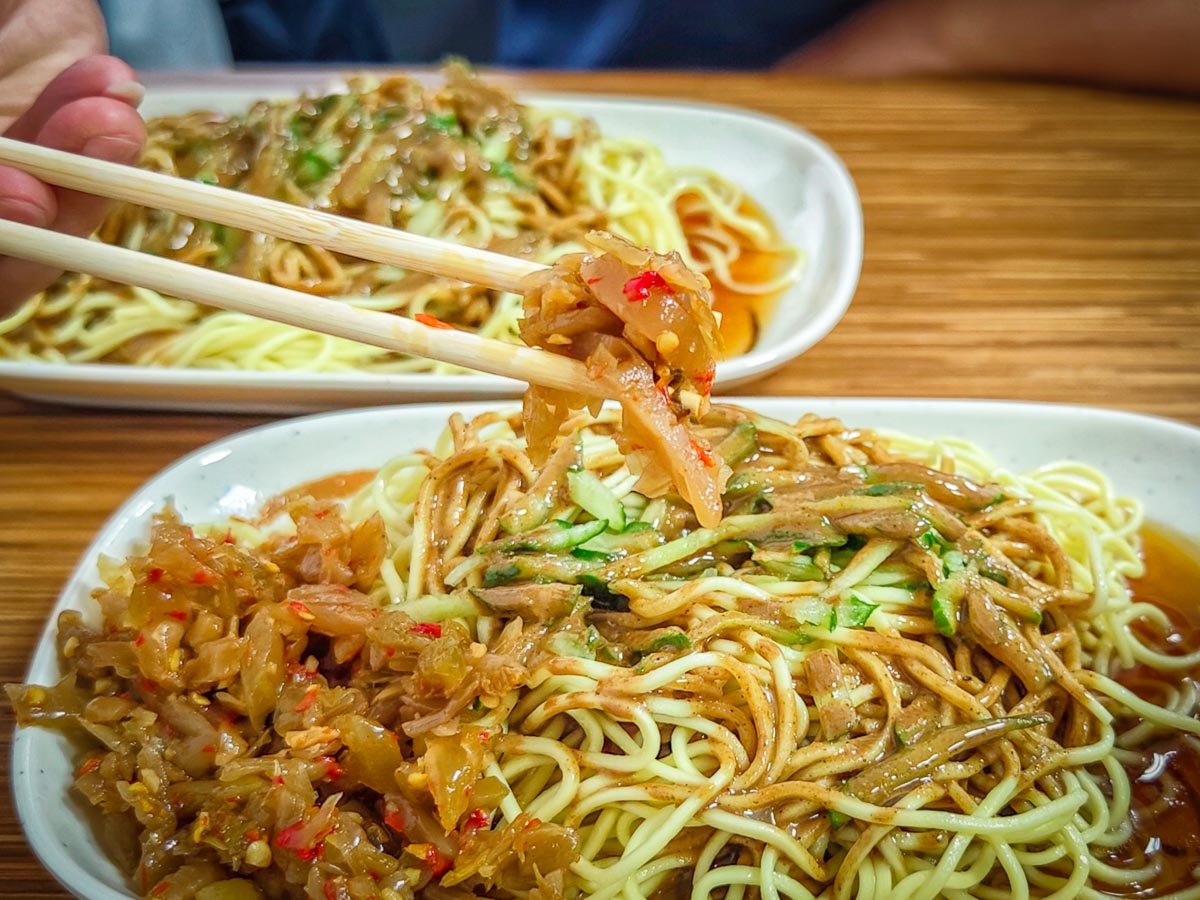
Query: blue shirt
211 0 868 68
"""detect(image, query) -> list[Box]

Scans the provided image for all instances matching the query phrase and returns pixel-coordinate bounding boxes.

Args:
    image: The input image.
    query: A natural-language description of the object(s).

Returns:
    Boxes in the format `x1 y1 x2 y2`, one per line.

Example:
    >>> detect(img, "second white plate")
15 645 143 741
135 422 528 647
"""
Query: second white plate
0 86 862 413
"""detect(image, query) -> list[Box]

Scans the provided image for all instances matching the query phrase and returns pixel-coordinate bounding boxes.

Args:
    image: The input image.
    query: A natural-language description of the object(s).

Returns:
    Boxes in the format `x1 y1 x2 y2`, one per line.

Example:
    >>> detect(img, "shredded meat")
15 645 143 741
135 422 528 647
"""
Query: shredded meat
805 649 859 739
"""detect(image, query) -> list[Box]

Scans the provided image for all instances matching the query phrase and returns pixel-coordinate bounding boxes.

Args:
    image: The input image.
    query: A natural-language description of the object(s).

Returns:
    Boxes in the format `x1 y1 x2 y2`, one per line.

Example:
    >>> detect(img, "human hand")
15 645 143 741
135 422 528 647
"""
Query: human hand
0 0 146 313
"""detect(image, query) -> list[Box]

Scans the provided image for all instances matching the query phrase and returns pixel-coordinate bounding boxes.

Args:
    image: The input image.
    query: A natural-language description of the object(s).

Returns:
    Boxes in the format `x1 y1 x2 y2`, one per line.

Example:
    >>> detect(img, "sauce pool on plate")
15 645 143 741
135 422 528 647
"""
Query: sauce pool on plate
1106 524 1200 896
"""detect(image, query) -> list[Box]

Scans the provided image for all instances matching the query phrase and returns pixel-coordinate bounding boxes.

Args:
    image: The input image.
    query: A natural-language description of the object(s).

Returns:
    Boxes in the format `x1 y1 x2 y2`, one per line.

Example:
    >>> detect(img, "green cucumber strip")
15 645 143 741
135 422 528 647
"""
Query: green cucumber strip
942 549 966 576
838 594 879 628
425 111 461 133
716 422 758 466
498 496 554 535
722 472 760 496
482 554 601 587
856 481 922 497
547 631 597 660
980 569 1009 586
483 563 521 587
931 574 966 637
491 518 608 554
572 547 615 562
646 632 692 652
599 512 844 580
760 559 825 581
577 524 664 558
639 498 668 528
568 469 626 531
789 596 835 629
388 592 479 622
918 528 955 553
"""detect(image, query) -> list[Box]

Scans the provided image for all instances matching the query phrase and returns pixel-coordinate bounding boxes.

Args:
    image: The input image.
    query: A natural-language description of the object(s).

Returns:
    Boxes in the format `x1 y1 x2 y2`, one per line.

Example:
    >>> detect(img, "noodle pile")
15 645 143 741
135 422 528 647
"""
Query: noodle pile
10 403 1200 900
0 63 798 372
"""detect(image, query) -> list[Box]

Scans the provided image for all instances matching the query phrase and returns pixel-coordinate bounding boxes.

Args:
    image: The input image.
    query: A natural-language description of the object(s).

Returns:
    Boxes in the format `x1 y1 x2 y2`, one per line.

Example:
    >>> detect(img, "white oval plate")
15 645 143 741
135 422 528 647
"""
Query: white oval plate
10 397 1200 898
0 87 862 414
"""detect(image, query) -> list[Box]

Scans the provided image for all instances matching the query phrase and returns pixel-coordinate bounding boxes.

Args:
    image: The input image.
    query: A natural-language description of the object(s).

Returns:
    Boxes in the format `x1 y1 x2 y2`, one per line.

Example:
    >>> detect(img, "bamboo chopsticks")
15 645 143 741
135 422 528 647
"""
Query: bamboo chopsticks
0 137 601 396
0 137 544 293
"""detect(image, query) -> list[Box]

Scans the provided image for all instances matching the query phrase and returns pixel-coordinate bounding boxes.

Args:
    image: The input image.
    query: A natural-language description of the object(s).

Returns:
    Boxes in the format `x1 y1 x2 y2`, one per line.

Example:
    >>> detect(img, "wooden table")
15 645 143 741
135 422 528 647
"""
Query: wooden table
1 72 1198 896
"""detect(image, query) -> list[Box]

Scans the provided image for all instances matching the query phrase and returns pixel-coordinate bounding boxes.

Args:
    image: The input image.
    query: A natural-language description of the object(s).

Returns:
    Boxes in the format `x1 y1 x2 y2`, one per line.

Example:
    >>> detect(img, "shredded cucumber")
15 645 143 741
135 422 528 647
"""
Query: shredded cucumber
568 469 626 532
489 518 608 554
716 422 758 466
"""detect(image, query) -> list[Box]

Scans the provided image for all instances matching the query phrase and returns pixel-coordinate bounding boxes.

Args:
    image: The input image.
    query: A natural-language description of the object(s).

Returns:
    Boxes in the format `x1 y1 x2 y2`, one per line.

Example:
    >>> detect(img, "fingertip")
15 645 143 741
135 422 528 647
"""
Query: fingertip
38 96 147 162
56 55 140 98
0 167 57 228
5 55 144 142
104 80 146 109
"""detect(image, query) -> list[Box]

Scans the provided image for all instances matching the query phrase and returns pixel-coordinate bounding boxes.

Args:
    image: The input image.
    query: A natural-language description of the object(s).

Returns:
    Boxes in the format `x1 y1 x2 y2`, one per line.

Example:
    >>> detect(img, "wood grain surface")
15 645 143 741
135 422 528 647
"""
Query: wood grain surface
1 71 1199 896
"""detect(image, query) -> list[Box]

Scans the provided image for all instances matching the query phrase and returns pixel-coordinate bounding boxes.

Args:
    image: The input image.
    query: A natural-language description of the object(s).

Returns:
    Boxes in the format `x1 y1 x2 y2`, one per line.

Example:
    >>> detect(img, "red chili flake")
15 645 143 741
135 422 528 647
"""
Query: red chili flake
134 633 145 647
166 610 188 621
296 844 322 861
410 622 442 638
623 270 673 303
524 818 542 829
385 647 396 658
383 810 406 833
146 568 164 584
425 845 453 877
691 439 714 468
414 312 454 330
288 601 316 621
657 383 671 403
138 677 157 694
321 757 345 780
692 366 716 396
479 731 490 743
586 276 602 284
190 570 216 585
314 509 330 519
323 881 339 900
223 529 236 544
77 757 102 777
151 883 170 897
243 828 262 842
274 821 311 851
464 808 490 830
294 684 320 713
201 744 216 754
272 775 286 786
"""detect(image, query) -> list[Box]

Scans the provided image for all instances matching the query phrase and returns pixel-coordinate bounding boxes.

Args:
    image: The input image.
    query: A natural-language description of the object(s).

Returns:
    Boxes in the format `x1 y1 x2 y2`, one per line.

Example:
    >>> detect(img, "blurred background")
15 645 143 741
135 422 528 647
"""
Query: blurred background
98 0 1200 95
